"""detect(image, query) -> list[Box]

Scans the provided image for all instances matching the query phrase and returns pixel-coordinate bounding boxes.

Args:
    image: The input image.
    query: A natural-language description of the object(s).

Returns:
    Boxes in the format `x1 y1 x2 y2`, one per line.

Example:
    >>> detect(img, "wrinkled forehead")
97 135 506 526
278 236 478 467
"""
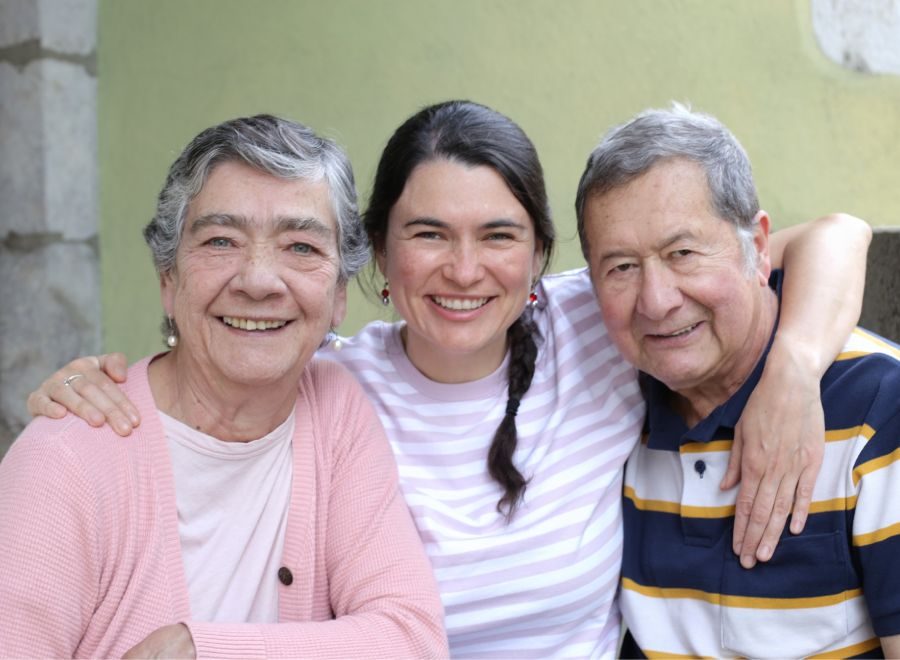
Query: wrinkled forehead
187 160 337 231
582 160 727 254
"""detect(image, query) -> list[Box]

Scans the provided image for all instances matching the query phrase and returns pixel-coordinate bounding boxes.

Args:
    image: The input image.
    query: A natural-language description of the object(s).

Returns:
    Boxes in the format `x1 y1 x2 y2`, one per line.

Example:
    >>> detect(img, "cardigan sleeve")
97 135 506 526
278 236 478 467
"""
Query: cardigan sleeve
0 420 102 659
187 362 448 659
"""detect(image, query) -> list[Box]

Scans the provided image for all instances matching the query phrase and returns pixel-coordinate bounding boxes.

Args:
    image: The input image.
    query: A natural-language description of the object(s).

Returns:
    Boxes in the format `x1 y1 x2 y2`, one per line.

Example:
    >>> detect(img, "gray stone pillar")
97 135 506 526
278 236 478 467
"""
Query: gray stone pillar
0 0 100 457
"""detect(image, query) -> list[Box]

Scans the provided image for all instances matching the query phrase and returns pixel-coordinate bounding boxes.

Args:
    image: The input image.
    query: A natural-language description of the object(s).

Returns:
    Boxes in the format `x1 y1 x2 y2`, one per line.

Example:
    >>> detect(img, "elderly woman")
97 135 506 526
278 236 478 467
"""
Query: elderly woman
27 102 870 657
0 115 447 659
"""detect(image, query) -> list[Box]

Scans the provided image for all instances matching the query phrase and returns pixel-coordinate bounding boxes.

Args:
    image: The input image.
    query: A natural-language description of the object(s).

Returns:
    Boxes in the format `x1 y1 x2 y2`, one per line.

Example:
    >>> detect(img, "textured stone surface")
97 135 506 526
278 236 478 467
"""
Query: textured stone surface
43 59 98 239
0 0 39 48
0 0 98 460
0 61 43 238
0 243 102 455
861 228 900 342
0 0 96 54
0 60 96 240
812 0 900 74
37 0 97 55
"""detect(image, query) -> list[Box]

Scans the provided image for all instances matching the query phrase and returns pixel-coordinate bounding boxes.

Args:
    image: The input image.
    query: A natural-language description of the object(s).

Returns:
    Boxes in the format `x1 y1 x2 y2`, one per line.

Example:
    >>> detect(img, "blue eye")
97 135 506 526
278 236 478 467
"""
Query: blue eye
207 237 232 248
291 243 313 255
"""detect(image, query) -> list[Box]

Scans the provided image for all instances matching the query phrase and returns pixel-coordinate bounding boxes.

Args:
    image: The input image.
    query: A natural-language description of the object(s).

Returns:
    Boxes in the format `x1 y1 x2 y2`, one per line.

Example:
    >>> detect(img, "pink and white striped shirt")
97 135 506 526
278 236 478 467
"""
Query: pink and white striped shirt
323 268 645 658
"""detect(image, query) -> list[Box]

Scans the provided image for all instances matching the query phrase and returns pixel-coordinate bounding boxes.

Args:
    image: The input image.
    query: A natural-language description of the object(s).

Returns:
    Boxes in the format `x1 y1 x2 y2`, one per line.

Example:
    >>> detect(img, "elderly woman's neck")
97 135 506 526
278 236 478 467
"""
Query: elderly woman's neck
148 352 299 442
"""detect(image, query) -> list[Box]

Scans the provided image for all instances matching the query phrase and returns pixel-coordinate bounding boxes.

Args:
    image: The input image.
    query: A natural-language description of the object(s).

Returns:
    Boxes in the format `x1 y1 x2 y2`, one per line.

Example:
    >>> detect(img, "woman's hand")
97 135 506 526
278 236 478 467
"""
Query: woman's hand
722 340 825 569
727 212 870 568
26 353 139 436
123 623 196 659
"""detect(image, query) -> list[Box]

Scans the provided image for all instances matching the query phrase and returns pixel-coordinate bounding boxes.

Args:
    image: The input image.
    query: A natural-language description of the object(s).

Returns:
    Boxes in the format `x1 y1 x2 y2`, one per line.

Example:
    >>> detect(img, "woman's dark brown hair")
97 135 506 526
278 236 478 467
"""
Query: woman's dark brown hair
364 100 555 519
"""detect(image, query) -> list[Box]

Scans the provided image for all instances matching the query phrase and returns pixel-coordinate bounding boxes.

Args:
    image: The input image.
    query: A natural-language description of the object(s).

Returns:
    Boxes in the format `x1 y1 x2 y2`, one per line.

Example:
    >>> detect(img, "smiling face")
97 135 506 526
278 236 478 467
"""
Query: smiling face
160 160 346 392
583 158 775 406
378 159 543 382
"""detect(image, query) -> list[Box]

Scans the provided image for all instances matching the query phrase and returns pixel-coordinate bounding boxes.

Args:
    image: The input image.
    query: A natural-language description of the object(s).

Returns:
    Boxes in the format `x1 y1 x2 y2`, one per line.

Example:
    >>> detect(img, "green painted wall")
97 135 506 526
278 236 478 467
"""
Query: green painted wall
98 0 900 360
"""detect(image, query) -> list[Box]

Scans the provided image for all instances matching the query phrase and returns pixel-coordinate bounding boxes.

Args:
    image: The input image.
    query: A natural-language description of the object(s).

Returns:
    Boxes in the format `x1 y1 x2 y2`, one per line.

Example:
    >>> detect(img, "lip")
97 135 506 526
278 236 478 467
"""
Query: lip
219 316 293 332
426 294 495 320
643 321 703 345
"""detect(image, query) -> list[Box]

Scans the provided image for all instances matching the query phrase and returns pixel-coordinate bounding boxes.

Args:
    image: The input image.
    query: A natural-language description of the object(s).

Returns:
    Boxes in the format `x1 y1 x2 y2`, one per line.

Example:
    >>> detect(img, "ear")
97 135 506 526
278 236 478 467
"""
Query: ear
531 239 545 281
751 210 772 285
374 240 387 279
331 283 348 328
159 270 176 317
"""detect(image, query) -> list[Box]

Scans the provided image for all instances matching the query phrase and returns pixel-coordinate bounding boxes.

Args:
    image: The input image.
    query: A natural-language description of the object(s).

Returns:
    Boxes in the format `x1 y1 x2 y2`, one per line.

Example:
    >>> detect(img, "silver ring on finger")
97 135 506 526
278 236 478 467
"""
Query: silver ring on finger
63 373 85 387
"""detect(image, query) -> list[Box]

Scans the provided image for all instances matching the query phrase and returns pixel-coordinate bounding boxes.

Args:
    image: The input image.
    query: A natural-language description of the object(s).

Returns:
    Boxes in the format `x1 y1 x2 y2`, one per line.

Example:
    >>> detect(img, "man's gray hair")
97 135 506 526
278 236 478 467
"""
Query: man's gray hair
575 103 760 269
144 114 369 284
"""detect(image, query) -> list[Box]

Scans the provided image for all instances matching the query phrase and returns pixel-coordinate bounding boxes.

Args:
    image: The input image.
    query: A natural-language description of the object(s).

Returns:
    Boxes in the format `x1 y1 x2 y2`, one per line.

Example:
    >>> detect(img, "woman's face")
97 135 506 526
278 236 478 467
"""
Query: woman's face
378 159 543 382
160 160 346 391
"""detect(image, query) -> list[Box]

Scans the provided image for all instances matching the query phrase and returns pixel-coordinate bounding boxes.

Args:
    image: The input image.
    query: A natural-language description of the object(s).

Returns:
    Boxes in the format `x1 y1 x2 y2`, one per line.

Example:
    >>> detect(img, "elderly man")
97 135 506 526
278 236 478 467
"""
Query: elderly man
576 105 900 658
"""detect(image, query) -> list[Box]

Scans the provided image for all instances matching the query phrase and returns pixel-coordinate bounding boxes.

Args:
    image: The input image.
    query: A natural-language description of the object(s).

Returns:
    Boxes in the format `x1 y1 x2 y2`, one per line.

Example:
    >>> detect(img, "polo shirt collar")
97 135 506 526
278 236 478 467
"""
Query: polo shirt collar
643 270 784 451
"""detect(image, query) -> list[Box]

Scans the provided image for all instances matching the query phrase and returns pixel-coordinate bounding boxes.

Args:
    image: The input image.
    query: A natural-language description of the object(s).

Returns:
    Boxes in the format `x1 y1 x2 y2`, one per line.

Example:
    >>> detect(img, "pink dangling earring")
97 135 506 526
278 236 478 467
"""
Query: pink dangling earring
381 281 391 306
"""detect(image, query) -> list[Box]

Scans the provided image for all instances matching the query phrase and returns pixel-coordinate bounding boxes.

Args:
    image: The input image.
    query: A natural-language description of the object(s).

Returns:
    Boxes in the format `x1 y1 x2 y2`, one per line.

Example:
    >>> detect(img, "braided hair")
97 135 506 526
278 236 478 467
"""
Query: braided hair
363 100 556 520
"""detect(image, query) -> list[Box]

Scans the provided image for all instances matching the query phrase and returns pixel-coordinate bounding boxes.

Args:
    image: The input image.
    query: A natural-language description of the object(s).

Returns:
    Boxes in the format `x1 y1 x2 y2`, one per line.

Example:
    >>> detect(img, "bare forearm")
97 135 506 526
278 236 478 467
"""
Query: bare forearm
771 212 870 375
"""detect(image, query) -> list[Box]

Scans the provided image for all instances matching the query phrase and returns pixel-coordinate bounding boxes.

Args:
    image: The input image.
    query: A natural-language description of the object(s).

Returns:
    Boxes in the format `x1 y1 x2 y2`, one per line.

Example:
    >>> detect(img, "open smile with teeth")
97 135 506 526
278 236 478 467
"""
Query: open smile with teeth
431 296 490 311
652 323 699 338
222 316 288 331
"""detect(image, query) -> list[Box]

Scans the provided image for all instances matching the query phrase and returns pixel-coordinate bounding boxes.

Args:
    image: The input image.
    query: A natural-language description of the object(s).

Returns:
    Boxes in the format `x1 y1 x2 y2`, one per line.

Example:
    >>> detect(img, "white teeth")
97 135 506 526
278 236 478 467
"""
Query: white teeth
661 324 697 337
222 316 287 331
432 296 489 311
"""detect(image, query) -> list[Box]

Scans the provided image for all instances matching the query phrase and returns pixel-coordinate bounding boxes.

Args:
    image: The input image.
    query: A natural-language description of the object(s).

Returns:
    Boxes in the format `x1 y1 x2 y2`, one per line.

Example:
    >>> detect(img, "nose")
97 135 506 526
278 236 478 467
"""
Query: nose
233 245 288 300
443 239 484 287
635 261 683 321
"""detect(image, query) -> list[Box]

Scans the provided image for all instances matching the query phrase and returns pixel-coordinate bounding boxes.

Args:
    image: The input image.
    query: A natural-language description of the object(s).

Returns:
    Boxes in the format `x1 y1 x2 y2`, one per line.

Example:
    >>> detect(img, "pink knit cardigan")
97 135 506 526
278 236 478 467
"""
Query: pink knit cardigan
0 357 447 659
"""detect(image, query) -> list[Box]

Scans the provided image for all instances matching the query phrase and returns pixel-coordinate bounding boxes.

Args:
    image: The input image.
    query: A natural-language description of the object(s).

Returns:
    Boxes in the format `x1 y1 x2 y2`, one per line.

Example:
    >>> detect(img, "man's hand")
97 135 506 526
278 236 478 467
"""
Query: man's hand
721 343 825 568
123 623 196 659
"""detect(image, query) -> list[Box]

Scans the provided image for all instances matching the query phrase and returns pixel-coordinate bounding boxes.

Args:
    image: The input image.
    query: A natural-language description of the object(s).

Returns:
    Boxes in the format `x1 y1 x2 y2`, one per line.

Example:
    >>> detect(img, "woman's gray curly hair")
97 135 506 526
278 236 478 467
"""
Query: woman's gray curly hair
144 114 369 284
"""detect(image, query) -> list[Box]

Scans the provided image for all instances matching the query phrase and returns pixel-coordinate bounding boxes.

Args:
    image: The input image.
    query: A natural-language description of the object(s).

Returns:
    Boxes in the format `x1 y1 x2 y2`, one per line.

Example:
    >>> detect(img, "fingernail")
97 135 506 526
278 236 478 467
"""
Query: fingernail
741 555 756 569
758 545 771 561
128 412 140 425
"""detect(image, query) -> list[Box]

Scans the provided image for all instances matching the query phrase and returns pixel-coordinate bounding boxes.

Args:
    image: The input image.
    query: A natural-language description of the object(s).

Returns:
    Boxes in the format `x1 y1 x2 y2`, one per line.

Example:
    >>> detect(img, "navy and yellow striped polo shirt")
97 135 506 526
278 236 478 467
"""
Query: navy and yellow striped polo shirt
620 280 900 658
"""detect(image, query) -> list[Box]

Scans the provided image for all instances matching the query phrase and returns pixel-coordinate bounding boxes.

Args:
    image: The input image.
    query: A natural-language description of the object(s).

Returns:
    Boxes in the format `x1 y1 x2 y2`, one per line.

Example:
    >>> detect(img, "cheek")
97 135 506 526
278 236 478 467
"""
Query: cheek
385 248 428 291
598 288 635 332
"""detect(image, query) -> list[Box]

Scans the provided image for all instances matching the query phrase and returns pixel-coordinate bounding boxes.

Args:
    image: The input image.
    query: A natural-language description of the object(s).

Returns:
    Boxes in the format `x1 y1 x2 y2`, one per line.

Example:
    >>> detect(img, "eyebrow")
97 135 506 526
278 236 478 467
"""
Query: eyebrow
403 217 528 230
597 230 696 262
190 213 334 237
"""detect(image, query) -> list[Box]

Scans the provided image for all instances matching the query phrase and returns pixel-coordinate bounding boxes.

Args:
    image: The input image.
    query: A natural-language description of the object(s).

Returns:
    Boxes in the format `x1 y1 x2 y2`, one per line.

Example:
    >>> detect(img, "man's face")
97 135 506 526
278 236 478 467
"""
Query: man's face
582 158 772 400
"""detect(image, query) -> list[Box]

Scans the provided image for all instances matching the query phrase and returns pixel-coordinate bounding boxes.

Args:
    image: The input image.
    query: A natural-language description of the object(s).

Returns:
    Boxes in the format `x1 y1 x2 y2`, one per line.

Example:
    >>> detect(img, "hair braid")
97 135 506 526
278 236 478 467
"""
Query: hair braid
488 314 540 520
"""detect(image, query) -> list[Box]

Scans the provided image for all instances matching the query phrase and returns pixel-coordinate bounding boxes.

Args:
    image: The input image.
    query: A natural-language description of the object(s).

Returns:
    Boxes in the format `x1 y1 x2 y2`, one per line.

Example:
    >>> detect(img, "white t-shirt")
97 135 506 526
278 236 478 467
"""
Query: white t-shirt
163 408 294 623
323 268 645 658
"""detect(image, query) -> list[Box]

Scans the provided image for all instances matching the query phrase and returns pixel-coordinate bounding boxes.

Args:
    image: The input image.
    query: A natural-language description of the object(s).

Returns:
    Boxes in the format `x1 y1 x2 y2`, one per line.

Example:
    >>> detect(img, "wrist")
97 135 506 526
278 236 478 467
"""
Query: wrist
766 332 827 382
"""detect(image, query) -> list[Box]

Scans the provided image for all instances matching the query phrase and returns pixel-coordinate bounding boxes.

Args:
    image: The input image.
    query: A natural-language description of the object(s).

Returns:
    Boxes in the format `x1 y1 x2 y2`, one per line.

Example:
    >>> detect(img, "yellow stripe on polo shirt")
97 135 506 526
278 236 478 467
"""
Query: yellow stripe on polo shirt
838 329 900 361
622 578 862 610
680 440 732 454
852 446 900 486
825 424 875 443
808 495 857 513
854 521 900 547
623 486 735 518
